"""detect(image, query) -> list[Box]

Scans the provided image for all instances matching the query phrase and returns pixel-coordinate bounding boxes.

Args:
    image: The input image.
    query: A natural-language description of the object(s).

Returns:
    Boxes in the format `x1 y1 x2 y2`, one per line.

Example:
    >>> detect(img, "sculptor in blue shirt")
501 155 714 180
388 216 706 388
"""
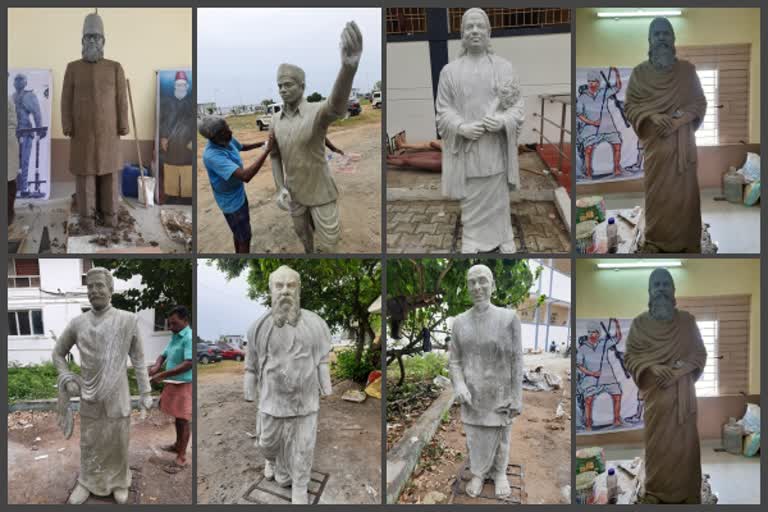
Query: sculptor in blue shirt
199 116 273 253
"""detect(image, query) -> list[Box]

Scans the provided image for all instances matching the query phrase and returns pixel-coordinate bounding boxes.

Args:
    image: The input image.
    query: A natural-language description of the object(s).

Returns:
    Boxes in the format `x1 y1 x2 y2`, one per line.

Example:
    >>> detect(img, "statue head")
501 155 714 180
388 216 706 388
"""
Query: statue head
174 70 190 100
85 267 114 311
459 8 493 57
269 265 301 327
13 74 27 93
467 264 495 307
167 305 190 334
647 17 677 71
82 12 105 63
198 116 231 146
277 63 306 106
648 268 677 321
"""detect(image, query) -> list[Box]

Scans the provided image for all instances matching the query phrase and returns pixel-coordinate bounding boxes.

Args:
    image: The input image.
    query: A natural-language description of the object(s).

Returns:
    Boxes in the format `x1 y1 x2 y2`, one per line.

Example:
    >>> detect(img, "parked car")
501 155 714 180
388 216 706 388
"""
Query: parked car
216 343 245 361
371 90 382 109
256 103 282 131
347 96 362 116
197 343 222 364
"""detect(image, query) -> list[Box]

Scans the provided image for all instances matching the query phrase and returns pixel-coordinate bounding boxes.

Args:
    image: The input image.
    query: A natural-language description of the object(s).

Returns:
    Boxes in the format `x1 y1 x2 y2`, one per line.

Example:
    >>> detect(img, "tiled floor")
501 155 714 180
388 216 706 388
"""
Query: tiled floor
603 440 760 504
604 188 760 254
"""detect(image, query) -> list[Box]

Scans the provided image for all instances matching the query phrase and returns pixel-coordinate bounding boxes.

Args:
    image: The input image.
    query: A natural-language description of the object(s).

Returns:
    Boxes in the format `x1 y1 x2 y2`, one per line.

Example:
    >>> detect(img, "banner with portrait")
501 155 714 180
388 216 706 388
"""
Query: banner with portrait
156 68 194 203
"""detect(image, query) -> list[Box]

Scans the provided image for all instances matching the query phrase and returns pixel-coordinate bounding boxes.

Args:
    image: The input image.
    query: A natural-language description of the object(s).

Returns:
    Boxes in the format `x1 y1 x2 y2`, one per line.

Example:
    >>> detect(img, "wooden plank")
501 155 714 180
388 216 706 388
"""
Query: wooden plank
718 312 750 321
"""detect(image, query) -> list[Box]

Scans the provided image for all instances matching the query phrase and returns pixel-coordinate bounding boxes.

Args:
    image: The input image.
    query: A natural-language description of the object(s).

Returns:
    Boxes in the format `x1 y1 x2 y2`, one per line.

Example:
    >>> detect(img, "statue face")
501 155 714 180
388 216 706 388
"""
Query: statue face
467 267 494 305
270 270 301 321
174 80 189 100
649 272 675 301
82 33 105 62
86 273 113 310
649 21 675 48
277 76 304 105
461 11 491 54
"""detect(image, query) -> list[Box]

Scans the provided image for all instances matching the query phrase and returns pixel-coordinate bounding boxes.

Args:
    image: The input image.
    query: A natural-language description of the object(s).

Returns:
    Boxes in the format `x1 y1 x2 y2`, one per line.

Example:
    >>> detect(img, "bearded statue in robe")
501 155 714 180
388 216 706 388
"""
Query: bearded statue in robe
625 268 707 503
625 17 707 253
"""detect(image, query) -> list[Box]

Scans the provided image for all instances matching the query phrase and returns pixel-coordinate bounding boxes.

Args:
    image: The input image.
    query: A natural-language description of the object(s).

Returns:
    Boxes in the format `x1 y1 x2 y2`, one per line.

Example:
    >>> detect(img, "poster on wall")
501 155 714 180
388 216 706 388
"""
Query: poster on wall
156 68 194 203
575 67 643 185
8 68 52 200
575 317 644 434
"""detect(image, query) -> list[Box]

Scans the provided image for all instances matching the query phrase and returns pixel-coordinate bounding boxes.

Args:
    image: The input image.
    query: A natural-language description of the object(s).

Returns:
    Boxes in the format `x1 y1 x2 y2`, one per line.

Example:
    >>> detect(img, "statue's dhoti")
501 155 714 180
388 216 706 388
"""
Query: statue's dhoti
79 415 131 496
464 423 512 478
258 411 318 489
461 173 515 253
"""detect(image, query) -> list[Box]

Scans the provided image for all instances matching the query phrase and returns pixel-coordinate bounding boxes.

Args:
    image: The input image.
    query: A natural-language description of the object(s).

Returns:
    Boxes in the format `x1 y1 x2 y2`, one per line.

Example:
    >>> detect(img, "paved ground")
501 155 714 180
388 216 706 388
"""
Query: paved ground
196 361 381 504
387 200 570 253
196 106 382 254
396 352 571 505
8 408 192 504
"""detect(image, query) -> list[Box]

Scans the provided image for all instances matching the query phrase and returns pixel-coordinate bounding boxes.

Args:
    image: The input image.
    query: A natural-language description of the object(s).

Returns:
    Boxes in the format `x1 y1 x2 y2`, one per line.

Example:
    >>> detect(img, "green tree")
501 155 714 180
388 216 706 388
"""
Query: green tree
214 258 381 364
93 259 193 318
373 80 382 91
261 98 275 107
306 92 324 103
387 258 543 385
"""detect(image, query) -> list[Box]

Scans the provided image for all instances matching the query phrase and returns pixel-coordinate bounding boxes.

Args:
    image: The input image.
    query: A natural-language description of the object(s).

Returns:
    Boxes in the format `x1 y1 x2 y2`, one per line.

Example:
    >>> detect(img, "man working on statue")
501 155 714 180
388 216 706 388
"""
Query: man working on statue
270 21 363 253
436 8 525 253
449 264 523 498
625 268 707 504
244 265 333 503
625 17 707 253
576 68 623 178
52 267 153 504
149 305 193 472
13 73 47 197
576 320 624 430
62 12 129 229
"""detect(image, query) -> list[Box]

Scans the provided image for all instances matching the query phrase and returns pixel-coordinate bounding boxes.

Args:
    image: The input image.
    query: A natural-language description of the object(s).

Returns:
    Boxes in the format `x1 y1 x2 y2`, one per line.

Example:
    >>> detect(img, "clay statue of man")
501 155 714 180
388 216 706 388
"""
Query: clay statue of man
62 12 129 229
625 268 707 503
436 8 525 253
270 21 363 253
52 267 153 504
449 264 523 498
625 17 707 253
244 265 333 503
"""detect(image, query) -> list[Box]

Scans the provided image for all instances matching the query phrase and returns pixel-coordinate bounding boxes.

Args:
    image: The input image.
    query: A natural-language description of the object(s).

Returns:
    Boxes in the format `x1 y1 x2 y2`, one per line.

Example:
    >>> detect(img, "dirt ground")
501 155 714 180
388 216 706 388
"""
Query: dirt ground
7 408 192 504
397 352 571 505
197 361 381 504
196 106 382 253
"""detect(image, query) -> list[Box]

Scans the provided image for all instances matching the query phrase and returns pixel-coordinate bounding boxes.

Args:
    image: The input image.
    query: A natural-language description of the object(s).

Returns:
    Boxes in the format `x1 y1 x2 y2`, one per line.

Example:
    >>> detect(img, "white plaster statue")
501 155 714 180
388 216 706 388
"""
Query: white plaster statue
436 8 525 253
449 264 523 498
52 267 153 504
244 265 333 503
270 21 363 253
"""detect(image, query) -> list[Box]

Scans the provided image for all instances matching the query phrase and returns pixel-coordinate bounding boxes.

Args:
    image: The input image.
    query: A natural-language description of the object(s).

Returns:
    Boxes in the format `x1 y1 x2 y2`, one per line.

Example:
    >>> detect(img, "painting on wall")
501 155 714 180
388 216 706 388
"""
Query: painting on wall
156 68 194 203
575 67 643 185
575 317 644 434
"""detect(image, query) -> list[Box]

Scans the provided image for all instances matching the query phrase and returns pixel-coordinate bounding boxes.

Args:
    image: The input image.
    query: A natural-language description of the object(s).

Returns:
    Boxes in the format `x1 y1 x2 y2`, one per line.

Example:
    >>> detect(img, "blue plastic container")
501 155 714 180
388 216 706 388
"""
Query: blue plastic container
121 164 150 198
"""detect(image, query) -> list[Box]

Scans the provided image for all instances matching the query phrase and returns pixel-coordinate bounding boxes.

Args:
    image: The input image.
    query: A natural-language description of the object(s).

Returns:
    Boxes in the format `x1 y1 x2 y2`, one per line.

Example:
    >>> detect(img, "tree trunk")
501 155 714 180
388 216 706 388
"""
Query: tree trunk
397 352 406 387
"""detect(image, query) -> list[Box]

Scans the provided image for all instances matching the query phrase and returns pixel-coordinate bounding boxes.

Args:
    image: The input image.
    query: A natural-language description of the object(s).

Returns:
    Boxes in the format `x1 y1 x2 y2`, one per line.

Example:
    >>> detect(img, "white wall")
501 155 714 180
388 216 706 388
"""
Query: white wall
8 260 171 366
386 40 437 141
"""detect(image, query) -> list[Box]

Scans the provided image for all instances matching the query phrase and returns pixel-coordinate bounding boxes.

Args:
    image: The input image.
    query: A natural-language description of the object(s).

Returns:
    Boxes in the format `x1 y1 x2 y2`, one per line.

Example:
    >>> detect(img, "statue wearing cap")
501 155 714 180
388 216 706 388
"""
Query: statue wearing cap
625 17 707 253
159 70 195 198
625 268 707 503
61 11 129 229
269 21 363 253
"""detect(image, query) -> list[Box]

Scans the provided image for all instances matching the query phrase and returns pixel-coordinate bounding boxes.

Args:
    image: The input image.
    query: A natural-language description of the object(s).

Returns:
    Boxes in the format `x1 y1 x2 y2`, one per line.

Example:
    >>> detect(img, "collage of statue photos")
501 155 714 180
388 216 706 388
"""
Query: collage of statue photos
3 4 764 507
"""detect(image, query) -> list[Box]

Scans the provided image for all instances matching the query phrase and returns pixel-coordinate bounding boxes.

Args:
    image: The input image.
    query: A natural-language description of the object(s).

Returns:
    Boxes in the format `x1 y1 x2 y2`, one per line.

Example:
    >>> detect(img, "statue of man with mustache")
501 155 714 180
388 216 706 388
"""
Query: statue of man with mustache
625 17 707 253
61 11 129 230
625 268 708 503
243 265 333 503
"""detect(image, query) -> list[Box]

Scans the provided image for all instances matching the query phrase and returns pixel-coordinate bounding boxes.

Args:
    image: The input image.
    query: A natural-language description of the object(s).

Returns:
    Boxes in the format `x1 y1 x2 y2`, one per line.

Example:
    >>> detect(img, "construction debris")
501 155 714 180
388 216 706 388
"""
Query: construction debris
523 366 562 391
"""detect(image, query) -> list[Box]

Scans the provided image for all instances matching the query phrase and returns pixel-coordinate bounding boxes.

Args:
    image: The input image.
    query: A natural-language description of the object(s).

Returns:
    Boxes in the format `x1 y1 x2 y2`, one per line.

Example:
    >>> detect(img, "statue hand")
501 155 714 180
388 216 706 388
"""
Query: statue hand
649 113 674 136
65 381 81 396
458 122 485 141
340 21 363 67
650 364 674 387
276 188 292 211
455 383 472 406
482 115 504 133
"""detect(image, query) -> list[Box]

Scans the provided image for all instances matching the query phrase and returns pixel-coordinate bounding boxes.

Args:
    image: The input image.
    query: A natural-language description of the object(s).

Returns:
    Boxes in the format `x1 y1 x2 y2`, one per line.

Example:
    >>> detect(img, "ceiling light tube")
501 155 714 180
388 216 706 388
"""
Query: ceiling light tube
597 10 682 19
596 260 683 270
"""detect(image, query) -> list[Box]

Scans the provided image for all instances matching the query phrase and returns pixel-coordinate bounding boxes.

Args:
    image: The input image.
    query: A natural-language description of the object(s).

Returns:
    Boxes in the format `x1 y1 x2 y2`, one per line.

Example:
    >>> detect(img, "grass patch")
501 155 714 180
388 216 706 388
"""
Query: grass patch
196 359 244 375
331 347 377 383
387 352 449 385
8 362 160 403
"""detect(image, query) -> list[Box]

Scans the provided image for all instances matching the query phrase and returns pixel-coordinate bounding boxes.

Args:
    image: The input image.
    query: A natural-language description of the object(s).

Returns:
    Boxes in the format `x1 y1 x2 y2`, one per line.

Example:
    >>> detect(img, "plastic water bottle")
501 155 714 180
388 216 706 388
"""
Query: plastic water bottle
606 467 618 504
606 217 618 254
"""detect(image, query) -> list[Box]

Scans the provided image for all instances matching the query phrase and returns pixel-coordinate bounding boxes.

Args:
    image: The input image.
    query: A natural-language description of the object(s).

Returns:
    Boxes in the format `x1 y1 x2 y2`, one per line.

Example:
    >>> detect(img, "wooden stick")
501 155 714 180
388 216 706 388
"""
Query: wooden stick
126 79 149 207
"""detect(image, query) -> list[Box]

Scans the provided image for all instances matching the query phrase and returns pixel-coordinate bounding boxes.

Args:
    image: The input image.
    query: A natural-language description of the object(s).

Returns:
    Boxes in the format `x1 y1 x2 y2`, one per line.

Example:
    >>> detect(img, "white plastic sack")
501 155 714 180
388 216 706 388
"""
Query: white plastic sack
736 152 760 183
137 176 156 207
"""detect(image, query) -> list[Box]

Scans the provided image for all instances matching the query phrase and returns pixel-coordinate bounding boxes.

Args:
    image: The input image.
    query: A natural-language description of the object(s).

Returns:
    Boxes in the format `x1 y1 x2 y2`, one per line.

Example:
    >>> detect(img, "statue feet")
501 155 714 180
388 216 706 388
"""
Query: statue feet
465 476 484 498
263 460 275 481
494 473 512 498
113 487 129 504
68 483 90 504
291 485 310 504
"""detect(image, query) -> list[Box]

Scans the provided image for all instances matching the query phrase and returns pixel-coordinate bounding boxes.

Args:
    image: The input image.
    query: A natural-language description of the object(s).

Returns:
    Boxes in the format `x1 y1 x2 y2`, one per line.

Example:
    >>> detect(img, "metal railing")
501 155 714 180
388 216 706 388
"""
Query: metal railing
531 93 571 174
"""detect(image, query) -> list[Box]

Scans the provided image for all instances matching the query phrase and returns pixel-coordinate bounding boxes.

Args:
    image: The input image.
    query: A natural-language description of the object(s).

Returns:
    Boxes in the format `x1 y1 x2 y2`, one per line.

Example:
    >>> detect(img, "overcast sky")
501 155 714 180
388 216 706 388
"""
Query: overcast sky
196 260 267 341
197 8 382 106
